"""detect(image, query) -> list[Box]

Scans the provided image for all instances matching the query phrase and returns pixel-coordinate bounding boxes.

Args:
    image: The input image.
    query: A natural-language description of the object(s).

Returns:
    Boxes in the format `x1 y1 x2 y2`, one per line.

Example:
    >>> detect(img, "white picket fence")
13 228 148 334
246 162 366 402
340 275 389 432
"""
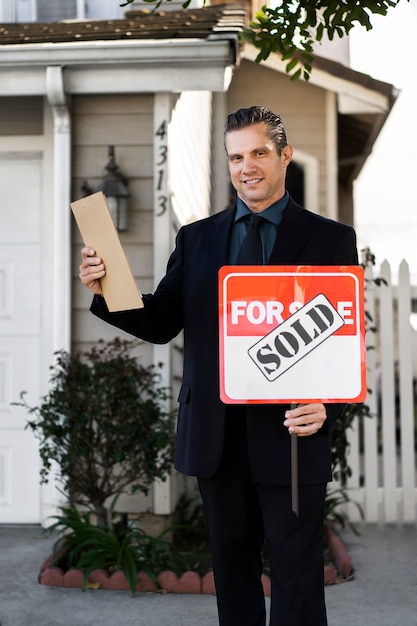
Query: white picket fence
341 259 417 525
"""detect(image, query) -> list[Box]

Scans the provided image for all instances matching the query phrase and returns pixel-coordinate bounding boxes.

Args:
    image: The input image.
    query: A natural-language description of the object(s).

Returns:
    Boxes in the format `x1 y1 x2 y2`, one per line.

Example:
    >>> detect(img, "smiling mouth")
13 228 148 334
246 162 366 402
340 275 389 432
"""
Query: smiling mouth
243 178 262 185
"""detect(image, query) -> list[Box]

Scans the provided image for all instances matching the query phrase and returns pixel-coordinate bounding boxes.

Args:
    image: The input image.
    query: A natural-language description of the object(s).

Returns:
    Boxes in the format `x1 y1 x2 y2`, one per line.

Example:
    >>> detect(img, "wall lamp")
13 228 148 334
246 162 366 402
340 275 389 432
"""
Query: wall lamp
82 145 130 232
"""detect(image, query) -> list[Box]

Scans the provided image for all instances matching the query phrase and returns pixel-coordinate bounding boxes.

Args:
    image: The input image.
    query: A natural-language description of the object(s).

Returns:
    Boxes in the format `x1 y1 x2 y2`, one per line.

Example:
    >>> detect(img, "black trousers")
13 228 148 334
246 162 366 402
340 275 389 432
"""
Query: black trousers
197 407 327 626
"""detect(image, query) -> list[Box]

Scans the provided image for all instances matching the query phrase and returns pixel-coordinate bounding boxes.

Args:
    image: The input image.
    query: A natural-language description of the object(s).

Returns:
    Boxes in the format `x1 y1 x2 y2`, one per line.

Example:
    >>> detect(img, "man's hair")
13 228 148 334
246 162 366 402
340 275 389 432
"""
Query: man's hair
224 106 288 155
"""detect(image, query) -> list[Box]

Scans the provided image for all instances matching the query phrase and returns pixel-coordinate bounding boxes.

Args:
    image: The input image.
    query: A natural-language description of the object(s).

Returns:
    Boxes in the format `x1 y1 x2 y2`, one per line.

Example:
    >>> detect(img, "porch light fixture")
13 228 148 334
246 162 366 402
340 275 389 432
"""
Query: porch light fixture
82 145 130 232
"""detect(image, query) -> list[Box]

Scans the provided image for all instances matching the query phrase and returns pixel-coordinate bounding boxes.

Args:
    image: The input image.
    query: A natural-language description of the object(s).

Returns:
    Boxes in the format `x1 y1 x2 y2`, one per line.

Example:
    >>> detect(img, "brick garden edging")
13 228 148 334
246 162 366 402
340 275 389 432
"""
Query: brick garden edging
38 526 352 594
324 526 353 579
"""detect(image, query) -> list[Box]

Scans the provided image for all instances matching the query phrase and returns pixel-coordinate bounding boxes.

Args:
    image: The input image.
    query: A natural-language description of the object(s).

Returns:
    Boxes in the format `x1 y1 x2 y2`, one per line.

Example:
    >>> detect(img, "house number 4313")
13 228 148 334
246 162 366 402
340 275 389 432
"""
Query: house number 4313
155 120 168 216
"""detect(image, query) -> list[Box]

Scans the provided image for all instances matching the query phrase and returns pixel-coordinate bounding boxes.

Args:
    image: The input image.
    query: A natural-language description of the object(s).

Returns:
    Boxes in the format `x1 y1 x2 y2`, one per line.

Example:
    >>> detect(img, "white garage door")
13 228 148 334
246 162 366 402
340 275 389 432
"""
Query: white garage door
0 155 43 523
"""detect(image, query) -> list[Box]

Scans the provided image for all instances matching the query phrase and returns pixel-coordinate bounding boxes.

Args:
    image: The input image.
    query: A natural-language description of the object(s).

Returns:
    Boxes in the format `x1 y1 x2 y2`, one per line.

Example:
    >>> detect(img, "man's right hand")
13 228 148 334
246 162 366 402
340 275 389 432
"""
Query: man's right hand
79 247 106 295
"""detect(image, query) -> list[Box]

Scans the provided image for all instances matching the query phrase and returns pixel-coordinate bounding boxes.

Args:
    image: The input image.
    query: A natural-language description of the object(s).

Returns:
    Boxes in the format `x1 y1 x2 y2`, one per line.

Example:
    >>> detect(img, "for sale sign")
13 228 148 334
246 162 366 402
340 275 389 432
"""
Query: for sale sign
218 266 366 404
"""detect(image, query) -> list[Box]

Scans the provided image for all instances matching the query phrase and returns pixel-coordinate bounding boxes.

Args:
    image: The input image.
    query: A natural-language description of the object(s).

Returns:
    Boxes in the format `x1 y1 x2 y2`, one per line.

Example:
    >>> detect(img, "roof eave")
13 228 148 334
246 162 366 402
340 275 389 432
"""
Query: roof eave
0 37 239 95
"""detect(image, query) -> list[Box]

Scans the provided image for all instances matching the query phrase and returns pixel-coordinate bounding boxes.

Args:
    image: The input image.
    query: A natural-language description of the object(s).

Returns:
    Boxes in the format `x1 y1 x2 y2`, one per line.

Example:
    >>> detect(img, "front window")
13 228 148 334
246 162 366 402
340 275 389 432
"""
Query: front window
6 0 126 22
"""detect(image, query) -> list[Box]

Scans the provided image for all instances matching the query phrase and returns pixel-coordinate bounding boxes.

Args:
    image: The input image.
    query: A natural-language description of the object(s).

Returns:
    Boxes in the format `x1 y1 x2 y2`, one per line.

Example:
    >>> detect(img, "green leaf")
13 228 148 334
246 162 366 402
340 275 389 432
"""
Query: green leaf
285 57 299 74
290 68 302 81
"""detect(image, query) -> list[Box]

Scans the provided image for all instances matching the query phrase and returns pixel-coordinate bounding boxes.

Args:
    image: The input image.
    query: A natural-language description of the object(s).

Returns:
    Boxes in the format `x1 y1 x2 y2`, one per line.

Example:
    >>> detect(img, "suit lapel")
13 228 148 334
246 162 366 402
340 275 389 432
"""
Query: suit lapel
268 199 310 264
205 206 235 269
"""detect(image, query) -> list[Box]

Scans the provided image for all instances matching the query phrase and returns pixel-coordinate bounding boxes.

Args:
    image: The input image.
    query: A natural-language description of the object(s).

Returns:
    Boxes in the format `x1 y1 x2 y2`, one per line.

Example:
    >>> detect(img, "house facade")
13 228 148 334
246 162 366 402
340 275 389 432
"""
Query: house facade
0 2 397 524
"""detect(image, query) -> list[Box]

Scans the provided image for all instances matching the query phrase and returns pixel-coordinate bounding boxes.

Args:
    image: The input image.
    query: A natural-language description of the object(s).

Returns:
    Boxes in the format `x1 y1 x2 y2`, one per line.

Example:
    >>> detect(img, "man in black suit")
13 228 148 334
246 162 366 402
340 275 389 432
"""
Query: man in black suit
79 106 358 626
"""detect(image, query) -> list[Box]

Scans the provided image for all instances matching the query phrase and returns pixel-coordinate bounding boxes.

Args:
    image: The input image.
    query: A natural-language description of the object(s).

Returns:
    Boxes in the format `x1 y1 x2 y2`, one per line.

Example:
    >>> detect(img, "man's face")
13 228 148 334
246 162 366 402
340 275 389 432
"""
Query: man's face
225 123 293 213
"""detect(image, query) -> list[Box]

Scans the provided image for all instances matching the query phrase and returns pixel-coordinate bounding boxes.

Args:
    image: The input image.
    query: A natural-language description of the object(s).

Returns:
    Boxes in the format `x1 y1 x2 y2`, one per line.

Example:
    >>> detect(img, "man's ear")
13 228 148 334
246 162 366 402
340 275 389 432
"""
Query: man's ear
282 145 294 167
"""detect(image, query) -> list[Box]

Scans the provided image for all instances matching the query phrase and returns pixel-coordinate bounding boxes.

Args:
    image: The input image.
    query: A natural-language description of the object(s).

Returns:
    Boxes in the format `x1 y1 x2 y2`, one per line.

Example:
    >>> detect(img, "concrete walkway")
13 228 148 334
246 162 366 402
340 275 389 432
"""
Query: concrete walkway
0 524 416 625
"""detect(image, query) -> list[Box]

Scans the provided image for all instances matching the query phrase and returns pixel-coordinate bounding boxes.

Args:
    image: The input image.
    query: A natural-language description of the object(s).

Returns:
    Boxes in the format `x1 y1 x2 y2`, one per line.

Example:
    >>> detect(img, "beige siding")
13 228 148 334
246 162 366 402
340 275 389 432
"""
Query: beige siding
227 60 330 216
71 94 155 354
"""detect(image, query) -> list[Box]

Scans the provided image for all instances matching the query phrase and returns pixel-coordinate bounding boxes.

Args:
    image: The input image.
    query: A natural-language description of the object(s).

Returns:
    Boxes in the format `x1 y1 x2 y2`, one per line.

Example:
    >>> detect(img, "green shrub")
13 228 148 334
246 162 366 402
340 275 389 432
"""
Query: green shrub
15 337 175 530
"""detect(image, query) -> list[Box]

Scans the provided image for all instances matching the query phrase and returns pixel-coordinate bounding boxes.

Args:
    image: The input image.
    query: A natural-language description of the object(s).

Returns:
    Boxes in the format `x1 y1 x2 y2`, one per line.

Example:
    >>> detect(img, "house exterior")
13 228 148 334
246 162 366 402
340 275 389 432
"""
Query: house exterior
0 2 397 525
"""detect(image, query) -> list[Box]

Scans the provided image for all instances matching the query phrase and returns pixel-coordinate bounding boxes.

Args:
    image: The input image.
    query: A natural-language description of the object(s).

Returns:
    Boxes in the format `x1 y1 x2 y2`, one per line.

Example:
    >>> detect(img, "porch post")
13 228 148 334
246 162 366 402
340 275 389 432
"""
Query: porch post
152 93 173 516
42 65 72 525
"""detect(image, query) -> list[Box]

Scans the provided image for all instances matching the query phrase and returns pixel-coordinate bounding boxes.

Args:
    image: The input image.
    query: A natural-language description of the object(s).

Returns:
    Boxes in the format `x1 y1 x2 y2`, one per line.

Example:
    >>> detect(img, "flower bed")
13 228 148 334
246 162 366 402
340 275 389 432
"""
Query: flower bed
38 526 352 594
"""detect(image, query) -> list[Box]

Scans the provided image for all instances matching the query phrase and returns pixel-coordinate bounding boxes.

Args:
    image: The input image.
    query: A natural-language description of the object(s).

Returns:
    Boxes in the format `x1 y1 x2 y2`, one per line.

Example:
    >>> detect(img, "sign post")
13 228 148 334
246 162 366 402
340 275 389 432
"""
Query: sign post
218 265 366 514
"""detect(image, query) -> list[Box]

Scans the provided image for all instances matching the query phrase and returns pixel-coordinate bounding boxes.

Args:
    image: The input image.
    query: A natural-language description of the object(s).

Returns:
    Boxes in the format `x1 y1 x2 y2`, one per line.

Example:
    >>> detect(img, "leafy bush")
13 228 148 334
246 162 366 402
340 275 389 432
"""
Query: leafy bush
15 338 175 529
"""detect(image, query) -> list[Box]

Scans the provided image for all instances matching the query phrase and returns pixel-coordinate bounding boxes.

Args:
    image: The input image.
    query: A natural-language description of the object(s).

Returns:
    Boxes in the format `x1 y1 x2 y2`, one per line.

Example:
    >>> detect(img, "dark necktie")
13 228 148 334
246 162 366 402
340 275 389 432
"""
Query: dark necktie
236 214 264 264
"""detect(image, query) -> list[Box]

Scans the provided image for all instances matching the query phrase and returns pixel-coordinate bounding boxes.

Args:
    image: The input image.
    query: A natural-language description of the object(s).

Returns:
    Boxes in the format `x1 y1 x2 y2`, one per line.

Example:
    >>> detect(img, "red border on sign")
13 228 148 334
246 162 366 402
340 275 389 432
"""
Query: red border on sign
218 265 366 404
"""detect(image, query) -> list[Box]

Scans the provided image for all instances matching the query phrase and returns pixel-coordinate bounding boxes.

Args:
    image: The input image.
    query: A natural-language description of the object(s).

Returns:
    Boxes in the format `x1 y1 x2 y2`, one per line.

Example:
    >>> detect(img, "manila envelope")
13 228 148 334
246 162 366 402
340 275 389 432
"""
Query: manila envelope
71 191 144 312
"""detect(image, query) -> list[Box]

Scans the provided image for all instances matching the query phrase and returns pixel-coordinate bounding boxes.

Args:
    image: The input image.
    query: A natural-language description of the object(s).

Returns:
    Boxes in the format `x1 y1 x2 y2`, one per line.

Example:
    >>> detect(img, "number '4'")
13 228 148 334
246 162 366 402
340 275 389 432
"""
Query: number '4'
156 121 167 141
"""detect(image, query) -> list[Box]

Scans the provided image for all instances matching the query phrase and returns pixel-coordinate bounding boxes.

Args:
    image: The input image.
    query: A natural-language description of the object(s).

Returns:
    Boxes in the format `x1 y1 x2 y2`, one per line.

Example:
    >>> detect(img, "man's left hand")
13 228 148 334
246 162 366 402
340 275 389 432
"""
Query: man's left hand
283 403 327 437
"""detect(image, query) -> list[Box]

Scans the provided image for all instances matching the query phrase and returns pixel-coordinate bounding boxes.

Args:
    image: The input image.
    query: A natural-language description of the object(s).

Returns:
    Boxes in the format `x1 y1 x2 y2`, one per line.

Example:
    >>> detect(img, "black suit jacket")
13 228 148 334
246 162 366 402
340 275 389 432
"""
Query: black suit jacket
91 198 359 484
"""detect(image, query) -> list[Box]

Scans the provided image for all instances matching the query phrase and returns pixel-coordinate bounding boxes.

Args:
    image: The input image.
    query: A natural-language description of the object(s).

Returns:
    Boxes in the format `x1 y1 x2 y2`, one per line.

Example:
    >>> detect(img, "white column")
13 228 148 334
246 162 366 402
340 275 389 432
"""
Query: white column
152 93 173 516
42 66 72 525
